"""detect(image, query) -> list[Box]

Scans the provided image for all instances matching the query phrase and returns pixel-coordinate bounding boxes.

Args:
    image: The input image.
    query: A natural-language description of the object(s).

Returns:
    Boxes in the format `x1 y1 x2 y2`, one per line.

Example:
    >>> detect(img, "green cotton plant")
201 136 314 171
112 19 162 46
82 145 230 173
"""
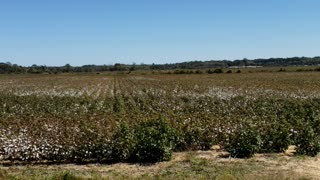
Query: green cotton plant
111 121 136 162
224 125 261 158
259 121 291 153
113 95 125 113
295 125 320 157
132 117 178 163
176 124 215 151
288 105 320 157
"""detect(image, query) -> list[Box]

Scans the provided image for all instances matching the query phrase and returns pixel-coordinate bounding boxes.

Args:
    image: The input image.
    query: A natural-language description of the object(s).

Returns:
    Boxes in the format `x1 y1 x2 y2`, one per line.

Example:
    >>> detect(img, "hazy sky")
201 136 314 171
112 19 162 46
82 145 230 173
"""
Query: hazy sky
1 0 319 66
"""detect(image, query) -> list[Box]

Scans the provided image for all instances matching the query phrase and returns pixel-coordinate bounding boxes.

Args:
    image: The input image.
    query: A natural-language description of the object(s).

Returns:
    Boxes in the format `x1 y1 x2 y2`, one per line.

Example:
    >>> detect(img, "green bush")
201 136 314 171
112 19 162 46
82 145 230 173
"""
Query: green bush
207 69 224 74
132 117 177 162
111 121 135 162
213 68 224 73
224 126 261 158
207 69 214 74
259 123 291 153
177 127 214 151
195 70 203 74
295 125 320 157
173 70 191 74
278 68 286 72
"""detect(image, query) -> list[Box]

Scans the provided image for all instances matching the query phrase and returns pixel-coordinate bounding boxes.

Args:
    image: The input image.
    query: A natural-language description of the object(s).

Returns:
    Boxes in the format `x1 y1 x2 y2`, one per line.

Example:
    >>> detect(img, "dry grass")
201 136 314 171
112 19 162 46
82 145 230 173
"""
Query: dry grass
0 151 318 179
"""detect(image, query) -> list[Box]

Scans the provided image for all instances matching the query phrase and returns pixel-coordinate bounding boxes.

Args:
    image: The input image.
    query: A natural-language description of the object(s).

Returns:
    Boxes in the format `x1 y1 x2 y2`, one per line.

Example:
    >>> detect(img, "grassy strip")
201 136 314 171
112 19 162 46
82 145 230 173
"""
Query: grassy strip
0 152 314 179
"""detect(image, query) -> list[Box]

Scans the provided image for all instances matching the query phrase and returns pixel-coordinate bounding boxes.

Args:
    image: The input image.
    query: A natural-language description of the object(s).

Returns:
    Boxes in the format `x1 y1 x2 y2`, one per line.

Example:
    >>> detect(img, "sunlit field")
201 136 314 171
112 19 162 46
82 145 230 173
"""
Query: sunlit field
1 71 320 165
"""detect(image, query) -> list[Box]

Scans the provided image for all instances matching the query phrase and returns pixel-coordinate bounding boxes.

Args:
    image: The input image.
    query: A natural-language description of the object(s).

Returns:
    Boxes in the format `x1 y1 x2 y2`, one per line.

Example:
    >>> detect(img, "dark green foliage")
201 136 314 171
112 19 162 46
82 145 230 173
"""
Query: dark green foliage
280 101 320 156
174 70 185 74
259 122 291 153
132 117 177 162
213 68 224 73
2 56 320 74
279 68 286 72
295 125 320 157
109 117 178 163
207 69 214 74
224 126 261 158
111 121 135 162
176 125 214 151
173 70 194 74
113 96 124 113
207 69 223 74
195 70 203 74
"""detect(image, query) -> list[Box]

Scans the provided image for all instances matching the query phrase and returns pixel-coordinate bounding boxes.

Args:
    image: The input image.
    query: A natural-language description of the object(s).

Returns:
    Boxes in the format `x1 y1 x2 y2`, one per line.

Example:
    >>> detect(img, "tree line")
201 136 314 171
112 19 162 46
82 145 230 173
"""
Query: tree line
1 56 320 74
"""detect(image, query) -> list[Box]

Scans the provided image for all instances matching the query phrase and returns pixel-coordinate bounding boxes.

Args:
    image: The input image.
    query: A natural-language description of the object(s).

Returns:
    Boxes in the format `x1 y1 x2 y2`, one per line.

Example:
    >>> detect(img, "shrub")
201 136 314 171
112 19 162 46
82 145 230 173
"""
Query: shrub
224 126 261 158
132 117 177 162
195 70 203 74
187 70 194 74
278 68 286 72
111 121 135 162
207 69 214 74
295 125 320 157
174 70 188 74
259 123 291 153
177 126 214 151
213 68 224 73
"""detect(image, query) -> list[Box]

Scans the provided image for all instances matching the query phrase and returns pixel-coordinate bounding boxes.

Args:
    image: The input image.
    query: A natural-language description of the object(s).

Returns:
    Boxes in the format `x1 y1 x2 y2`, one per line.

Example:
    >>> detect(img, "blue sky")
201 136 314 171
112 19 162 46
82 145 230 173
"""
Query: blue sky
0 0 319 66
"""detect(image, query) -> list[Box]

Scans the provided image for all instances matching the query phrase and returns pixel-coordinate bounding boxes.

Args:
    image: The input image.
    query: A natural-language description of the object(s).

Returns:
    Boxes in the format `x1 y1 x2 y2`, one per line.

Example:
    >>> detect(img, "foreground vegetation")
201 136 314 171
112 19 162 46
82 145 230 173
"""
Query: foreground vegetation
0 151 318 179
1 71 320 164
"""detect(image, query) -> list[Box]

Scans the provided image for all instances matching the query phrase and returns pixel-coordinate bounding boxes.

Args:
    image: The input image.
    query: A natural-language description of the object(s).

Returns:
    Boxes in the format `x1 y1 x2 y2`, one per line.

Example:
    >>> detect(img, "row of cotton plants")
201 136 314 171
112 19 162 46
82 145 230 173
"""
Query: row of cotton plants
0 73 320 162
1 92 320 162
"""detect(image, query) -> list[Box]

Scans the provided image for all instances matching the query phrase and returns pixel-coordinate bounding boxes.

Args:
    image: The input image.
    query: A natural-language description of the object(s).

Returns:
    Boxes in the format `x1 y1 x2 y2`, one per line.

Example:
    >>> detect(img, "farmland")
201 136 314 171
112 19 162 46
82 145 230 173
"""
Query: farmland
0 71 320 167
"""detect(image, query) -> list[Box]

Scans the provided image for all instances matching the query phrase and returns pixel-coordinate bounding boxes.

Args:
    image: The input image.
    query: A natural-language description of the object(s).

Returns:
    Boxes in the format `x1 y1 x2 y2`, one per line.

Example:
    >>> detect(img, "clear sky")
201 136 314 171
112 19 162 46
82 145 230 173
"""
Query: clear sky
0 0 319 66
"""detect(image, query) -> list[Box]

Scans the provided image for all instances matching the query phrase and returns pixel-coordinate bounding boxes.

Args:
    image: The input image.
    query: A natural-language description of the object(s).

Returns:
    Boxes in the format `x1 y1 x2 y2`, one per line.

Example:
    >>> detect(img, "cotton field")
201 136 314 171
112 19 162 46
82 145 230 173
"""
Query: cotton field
1 72 320 162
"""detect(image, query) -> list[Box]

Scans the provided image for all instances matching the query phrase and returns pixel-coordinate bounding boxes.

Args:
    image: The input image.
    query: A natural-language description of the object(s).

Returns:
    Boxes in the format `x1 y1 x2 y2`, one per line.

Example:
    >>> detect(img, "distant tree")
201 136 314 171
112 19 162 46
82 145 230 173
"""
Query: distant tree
29 64 41 74
243 58 249 67
1 56 320 74
113 63 127 71
63 64 72 73
130 63 136 71
6 61 12 66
